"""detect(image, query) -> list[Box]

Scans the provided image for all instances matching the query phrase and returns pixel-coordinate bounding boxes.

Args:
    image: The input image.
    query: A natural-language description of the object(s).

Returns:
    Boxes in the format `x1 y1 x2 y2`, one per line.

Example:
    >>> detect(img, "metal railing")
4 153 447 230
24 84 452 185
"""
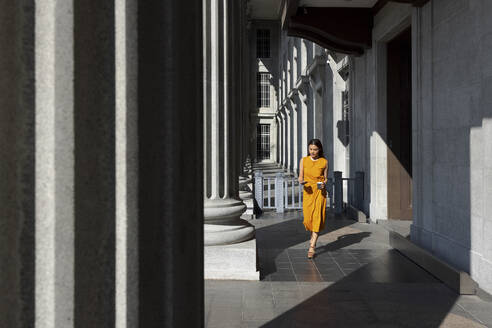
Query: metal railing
254 171 357 214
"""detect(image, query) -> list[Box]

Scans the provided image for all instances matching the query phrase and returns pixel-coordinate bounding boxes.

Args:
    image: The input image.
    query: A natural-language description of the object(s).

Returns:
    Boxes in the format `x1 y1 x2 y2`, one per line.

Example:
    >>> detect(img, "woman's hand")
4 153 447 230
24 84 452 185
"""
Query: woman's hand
299 178 307 185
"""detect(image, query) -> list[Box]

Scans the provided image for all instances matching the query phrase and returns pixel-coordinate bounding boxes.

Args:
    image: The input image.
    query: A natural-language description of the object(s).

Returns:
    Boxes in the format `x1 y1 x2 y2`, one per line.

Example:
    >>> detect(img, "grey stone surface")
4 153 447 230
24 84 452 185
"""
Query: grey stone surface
138 0 203 326
340 0 492 295
115 0 138 326
205 239 260 280
73 2 117 326
390 230 478 294
0 1 35 327
409 0 492 294
203 0 254 248
205 211 492 327
35 0 75 327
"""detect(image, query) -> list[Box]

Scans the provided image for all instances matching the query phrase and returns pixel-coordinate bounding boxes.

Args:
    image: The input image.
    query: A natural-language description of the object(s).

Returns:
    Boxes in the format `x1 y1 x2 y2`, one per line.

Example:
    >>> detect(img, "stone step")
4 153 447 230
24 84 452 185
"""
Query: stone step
388 229 478 295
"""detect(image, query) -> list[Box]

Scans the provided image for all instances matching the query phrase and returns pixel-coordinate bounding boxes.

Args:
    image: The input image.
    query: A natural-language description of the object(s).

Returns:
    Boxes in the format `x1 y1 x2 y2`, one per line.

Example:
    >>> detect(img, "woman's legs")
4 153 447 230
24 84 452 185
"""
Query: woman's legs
308 231 318 258
310 231 318 248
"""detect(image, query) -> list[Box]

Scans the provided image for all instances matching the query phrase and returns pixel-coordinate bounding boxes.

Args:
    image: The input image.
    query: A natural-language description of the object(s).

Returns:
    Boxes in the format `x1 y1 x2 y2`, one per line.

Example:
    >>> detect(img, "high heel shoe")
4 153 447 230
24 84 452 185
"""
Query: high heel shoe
307 244 316 259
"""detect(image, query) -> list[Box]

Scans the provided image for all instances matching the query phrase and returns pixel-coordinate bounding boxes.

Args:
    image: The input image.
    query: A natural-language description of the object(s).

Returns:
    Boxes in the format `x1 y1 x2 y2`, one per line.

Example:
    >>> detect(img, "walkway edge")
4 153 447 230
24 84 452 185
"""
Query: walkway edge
389 231 478 295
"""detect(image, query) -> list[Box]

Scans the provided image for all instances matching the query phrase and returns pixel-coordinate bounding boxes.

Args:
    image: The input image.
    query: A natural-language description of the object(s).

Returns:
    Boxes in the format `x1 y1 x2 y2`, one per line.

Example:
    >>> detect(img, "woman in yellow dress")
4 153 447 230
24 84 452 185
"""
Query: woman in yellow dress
298 139 328 259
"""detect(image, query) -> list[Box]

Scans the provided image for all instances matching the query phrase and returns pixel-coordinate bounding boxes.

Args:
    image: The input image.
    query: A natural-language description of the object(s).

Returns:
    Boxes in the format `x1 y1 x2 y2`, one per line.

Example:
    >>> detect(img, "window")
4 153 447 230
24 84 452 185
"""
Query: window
256 29 270 58
257 73 271 108
257 124 270 161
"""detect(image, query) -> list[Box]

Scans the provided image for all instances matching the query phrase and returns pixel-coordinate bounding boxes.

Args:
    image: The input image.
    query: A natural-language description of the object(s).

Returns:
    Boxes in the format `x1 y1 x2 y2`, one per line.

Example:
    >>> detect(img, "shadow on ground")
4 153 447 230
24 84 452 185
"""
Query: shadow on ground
253 215 482 327
255 213 370 278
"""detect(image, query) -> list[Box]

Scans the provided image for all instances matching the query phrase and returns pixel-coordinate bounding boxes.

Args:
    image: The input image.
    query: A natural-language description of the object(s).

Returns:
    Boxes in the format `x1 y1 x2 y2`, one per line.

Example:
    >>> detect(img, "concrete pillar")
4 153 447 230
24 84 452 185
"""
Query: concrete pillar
115 0 138 326
138 0 203 326
254 171 264 210
0 2 35 327
298 78 310 159
280 107 288 169
237 4 254 219
34 1 74 327
1 1 204 327
274 116 280 163
277 115 282 166
286 103 293 171
203 0 258 280
290 92 299 174
295 95 304 168
275 172 285 213
72 2 118 325
334 171 343 214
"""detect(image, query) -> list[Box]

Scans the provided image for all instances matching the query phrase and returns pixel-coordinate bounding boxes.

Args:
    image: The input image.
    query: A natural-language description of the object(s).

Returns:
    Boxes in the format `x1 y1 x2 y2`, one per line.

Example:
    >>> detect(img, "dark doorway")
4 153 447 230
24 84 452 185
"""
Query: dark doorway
387 27 412 220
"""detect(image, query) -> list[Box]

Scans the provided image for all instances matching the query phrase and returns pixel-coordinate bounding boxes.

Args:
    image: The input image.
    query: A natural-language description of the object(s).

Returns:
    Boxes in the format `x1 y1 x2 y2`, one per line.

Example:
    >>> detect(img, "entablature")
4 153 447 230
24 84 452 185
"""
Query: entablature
281 0 430 55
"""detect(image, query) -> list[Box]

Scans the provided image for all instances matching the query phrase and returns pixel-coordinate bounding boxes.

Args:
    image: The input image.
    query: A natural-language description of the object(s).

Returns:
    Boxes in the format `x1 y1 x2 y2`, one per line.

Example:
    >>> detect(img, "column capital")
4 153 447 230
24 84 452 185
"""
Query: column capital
295 75 310 95
288 88 299 100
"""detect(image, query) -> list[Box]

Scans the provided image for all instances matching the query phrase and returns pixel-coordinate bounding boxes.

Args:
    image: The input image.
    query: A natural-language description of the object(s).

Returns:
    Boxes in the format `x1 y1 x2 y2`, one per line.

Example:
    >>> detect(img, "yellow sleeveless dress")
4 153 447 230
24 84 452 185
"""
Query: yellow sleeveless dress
302 156 327 232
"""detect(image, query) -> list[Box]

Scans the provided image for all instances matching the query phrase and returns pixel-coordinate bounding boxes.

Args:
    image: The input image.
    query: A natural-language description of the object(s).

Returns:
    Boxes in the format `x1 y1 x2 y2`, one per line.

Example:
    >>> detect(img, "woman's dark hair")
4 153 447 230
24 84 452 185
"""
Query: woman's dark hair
307 139 324 158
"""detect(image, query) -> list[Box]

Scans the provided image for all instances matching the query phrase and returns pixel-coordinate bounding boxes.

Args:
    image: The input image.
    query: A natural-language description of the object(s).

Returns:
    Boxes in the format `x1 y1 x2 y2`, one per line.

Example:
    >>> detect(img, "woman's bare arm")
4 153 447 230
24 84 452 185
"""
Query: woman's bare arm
298 158 305 184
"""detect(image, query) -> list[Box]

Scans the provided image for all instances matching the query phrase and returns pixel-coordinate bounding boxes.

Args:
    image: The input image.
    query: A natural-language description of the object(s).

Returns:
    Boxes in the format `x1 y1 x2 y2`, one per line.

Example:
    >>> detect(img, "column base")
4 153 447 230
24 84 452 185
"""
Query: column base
240 198 255 220
204 238 259 280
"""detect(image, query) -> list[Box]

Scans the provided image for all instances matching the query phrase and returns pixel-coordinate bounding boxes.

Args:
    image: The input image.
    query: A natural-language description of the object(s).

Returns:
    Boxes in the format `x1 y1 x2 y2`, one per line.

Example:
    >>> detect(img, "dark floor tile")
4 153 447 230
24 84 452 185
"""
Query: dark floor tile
320 273 345 282
276 262 292 269
296 274 323 282
269 274 297 281
292 267 319 275
316 266 343 274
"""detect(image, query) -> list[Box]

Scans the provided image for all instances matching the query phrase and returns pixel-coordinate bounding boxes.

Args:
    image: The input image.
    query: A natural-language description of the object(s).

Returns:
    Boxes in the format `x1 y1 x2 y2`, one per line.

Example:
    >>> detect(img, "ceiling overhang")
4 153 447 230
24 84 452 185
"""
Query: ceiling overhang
282 0 431 55
289 7 373 55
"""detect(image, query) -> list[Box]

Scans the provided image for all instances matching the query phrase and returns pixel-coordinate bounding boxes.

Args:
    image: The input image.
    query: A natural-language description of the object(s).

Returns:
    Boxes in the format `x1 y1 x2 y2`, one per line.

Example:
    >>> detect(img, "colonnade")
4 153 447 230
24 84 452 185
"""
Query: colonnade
0 0 256 326
276 38 327 175
275 35 350 186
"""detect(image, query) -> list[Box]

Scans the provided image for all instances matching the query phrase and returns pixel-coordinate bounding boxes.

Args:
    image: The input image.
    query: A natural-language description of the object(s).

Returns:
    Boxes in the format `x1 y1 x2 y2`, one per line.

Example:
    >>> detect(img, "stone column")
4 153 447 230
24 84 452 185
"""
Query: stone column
34 1 75 328
2 1 205 327
286 102 293 172
237 0 254 220
272 117 279 163
280 107 288 169
115 0 138 326
298 76 311 160
294 94 303 169
0 2 35 327
204 0 258 280
276 114 280 166
289 90 299 174
138 0 204 326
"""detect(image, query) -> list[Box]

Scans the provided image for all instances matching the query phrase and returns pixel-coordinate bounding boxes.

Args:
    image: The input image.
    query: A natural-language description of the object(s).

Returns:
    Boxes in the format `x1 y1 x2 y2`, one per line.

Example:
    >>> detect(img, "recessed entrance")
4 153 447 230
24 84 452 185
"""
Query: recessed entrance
387 27 412 220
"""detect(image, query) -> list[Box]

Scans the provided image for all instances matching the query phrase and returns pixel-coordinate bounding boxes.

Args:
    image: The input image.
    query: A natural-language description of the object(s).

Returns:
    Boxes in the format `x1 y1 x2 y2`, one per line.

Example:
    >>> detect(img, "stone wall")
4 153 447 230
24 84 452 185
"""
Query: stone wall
349 0 492 294
410 0 492 294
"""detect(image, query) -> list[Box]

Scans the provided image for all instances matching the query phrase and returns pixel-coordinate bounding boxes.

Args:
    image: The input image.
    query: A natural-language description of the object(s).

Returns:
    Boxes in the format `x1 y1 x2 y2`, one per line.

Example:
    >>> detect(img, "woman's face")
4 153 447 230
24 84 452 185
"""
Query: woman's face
309 144 320 158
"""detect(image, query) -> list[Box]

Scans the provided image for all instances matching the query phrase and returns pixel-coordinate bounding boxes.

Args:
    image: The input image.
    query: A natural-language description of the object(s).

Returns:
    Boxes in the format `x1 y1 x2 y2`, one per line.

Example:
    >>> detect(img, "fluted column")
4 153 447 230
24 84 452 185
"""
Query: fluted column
289 90 299 174
1 2 35 326
203 0 254 246
139 0 204 323
298 76 311 159
276 114 280 166
286 103 293 171
280 107 287 169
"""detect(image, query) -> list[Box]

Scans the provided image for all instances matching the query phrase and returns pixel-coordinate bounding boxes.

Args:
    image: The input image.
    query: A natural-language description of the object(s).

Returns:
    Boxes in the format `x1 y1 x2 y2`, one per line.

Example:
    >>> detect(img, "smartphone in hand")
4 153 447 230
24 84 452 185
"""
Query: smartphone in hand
299 180 307 185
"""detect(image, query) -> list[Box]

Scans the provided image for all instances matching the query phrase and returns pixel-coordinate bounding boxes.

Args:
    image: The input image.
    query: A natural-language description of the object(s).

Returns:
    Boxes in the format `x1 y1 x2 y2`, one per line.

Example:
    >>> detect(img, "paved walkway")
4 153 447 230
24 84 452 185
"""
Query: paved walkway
205 211 492 328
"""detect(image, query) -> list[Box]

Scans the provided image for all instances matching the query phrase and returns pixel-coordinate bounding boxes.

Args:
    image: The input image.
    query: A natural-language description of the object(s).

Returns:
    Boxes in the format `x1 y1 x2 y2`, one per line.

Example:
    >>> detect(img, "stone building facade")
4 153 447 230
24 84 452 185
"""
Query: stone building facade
2 0 492 327
262 0 492 295
249 20 280 163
